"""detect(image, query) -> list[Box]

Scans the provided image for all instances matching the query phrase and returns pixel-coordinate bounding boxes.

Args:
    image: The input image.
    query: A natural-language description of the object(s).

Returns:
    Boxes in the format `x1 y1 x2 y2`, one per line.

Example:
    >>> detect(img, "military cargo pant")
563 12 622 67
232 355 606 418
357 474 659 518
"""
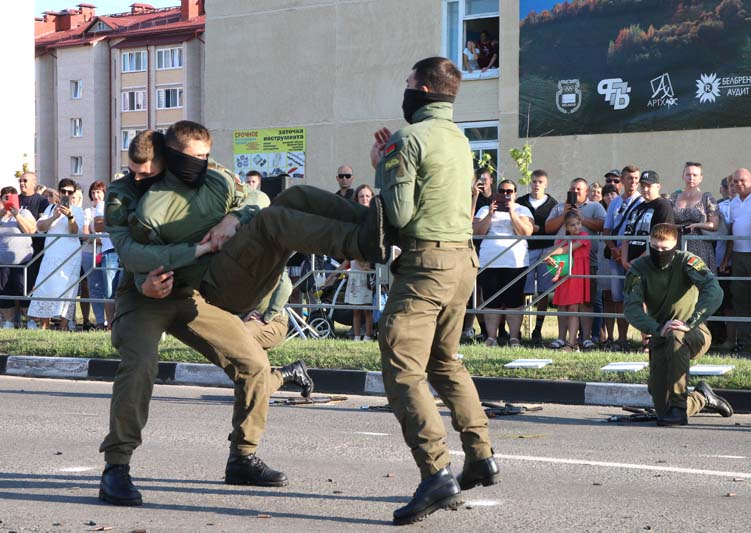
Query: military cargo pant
99 287 288 465
202 185 368 314
379 241 492 479
731 251 751 344
648 323 711 417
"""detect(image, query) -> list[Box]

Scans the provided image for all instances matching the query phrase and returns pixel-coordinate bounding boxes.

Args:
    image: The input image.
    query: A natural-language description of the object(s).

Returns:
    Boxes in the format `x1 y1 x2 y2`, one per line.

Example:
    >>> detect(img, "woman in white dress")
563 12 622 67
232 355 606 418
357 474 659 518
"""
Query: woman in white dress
28 179 84 330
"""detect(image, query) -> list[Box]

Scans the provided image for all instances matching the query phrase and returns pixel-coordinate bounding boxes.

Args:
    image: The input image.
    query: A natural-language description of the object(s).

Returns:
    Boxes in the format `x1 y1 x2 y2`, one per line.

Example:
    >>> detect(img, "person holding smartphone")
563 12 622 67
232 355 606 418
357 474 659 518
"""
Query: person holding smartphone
0 186 36 328
545 178 607 350
27 179 84 330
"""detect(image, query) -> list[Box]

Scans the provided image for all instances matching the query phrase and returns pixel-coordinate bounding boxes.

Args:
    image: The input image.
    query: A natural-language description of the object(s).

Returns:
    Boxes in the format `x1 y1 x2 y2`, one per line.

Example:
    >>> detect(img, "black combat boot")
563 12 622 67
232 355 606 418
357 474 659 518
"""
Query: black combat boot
393 467 462 526
357 195 391 264
657 406 688 426
279 360 314 398
225 453 288 487
695 380 733 417
99 464 143 506
457 456 501 491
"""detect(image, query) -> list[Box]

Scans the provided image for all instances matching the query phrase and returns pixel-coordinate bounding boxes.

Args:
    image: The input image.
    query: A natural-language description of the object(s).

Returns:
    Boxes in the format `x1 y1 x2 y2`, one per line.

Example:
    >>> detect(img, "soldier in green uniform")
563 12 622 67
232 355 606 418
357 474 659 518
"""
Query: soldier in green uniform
98 130 313 507
127 121 387 316
370 57 498 526
624 223 733 426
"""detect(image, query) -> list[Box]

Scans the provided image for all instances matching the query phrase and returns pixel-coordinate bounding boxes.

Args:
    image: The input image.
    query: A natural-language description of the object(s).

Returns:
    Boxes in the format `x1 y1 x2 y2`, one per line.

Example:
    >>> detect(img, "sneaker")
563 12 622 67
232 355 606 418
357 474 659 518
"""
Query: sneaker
362 335 373 341
3 321 14 329
484 337 498 347
26 320 38 330
509 337 521 348
353 336 362 341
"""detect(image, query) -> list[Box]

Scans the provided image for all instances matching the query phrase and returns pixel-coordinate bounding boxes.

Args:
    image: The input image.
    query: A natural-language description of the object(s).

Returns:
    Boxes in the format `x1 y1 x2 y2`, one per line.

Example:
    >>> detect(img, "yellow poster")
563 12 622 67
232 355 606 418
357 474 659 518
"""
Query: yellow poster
233 127 306 179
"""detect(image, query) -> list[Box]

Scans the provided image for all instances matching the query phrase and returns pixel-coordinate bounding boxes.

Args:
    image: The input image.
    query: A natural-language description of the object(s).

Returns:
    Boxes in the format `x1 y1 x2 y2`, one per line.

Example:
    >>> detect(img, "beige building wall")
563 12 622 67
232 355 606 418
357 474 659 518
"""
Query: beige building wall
35 55 57 186
205 0 747 198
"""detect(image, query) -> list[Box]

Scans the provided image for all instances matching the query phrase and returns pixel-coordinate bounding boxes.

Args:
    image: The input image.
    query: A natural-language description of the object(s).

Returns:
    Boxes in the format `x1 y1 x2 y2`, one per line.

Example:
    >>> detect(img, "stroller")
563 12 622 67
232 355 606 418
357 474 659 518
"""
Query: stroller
291 255 352 339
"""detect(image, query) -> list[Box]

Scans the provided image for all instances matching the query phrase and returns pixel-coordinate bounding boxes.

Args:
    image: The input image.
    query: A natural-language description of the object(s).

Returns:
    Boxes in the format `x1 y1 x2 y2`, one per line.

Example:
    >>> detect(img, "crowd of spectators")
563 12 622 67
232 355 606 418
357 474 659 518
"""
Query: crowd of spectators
0 173 120 331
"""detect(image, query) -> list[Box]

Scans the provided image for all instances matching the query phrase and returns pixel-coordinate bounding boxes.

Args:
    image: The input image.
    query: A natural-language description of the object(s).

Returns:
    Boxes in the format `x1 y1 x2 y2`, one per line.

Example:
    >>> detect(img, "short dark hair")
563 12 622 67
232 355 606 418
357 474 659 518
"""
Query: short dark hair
531 169 548 180
602 183 618 196
88 180 106 200
165 120 211 151
1 186 18 196
129 130 166 165
621 164 640 175
651 223 679 241
246 170 262 178
411 57 462 96
58 178 76 191
564 210 582 224
684 161 703 169
499 179 517 192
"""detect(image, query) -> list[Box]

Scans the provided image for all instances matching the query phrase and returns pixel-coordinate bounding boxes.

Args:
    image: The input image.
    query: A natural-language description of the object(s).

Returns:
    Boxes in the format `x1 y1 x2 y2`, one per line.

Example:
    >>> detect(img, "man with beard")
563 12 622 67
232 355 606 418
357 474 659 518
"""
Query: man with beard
99 130 313 506
624 223 732 426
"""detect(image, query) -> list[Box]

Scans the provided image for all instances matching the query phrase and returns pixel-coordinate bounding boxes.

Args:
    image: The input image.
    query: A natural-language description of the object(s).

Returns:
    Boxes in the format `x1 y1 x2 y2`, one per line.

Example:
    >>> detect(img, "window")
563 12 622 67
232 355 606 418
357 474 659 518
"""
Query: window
71 156 83 176
157 47 183 69
71 80 82 99
121 51 147 73
121 129 142 150
155 127 169 135
443 0 500 80
157 87 183 109
121 90 146 112
90 21 111 32
458 121 499 176
71 118 83 137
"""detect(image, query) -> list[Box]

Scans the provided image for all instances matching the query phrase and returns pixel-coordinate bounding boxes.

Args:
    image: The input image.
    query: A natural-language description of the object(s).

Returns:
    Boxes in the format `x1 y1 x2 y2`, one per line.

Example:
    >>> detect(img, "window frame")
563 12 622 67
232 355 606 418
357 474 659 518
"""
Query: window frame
458 120 499 174
156 47 183 70
121 129 143 151
71 118 83 138
156 87 184 110
121 89 147 112
71 156 83 176
121 51 147 73
442 0 500 81
70 80 82 99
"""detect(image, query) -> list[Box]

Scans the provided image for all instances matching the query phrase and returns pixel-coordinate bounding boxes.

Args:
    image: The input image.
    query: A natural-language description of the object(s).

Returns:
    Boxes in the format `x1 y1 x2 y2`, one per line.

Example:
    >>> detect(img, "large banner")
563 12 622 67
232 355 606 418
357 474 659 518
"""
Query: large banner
519 0 751 137
233 127 306 179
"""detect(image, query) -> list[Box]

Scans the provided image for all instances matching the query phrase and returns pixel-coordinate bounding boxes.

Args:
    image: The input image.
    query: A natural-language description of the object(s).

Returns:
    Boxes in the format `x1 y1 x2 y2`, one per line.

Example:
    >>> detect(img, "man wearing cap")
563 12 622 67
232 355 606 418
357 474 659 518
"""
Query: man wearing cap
603 169 624 195
624 222 732 426
620 170 675 270
603 164 643 350
334 165 356 201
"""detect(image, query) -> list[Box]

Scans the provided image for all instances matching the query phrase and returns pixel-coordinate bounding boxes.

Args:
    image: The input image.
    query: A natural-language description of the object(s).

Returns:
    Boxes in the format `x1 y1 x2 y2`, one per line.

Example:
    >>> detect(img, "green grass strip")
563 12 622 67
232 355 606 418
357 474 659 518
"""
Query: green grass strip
1 330 749 390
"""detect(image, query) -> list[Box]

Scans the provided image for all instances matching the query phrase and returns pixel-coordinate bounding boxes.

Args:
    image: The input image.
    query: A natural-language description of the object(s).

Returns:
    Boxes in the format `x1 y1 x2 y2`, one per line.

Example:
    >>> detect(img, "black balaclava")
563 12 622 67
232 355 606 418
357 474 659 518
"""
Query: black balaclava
166 146 208 188
401 89 455 123
649 243 678 270
133 170 165 193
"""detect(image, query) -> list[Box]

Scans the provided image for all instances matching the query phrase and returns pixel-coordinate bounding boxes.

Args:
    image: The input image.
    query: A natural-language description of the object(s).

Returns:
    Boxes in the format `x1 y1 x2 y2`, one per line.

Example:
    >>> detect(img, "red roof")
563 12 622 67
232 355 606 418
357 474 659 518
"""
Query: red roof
35 4 204 54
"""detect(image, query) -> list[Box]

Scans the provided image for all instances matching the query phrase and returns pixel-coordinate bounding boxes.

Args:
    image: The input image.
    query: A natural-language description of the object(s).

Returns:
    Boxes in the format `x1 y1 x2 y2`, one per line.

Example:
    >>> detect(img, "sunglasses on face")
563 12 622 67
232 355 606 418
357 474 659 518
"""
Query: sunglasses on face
60 189 75 195
337 174 352 179
605 178 621 184
499 189 515 194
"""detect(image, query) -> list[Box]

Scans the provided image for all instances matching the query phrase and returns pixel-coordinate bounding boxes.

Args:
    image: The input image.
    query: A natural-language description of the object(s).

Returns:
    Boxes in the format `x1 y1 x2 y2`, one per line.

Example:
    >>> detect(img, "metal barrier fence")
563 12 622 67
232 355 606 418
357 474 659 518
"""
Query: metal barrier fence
2 231 749 330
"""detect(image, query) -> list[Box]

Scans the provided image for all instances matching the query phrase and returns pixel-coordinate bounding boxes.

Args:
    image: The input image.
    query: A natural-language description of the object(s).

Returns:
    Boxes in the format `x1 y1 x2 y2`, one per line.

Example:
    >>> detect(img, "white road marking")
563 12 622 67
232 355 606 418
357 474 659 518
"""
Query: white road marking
696 455 747 459
450 451 751 479
58 466 96 472
352 431 389 436
465 499 501 507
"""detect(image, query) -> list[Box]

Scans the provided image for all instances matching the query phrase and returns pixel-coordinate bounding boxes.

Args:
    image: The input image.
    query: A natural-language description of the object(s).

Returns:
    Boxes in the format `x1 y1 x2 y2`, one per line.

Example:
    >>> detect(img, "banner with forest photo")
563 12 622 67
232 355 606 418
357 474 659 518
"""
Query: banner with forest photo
519 0 751 136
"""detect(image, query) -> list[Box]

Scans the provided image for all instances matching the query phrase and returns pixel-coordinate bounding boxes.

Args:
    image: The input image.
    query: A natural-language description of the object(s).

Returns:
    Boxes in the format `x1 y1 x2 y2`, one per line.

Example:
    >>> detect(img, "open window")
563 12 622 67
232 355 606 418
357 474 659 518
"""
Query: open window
443 0 500 80
458 120 499 182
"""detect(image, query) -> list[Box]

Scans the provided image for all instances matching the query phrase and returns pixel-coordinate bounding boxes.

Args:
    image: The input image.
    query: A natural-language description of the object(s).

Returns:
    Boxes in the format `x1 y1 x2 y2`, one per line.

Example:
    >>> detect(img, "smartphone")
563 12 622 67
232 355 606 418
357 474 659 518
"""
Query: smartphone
2 193 19 211
60 195 71 208
566 191 578 206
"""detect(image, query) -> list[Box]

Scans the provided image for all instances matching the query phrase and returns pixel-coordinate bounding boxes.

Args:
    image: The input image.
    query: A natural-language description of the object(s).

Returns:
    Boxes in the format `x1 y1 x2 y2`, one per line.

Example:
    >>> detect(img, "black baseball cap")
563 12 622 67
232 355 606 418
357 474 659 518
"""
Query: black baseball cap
639 170 660 184
604 169 621 178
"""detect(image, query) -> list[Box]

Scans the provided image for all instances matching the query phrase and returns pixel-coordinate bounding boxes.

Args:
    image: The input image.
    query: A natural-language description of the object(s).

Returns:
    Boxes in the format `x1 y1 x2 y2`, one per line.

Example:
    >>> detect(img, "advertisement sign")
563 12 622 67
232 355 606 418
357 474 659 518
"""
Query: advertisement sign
519 0 751 137
233 127 306 178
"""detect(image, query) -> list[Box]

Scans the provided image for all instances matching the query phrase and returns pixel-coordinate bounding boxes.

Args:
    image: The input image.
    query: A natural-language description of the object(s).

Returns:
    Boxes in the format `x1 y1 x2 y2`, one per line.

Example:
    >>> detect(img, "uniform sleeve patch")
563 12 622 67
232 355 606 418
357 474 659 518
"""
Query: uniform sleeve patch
384 157 400 171
624 274 641 295
687 255 709 275
384 143 397 157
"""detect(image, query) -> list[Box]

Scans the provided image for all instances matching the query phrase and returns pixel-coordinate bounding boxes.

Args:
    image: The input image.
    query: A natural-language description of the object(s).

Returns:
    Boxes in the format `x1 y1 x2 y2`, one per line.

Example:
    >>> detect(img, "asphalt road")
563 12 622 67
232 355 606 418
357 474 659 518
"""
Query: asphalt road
0 376 749 532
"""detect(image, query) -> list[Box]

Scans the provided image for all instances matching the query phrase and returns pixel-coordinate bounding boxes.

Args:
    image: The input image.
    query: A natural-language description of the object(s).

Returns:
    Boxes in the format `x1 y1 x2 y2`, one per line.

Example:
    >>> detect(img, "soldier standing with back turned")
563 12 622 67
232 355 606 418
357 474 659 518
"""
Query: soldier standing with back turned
370 57 499 526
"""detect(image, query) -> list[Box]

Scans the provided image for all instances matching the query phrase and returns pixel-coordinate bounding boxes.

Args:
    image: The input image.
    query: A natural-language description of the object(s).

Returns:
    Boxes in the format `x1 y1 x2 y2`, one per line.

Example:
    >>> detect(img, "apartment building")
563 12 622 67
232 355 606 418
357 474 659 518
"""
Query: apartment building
35 1 205 191
205 0 748 195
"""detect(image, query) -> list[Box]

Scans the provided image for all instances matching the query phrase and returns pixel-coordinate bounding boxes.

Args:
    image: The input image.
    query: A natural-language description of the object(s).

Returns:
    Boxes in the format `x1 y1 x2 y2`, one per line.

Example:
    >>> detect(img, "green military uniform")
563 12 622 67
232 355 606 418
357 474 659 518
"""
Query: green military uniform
375 102 492 479
99 173 291 464
132 171 369 314
624 251 723 417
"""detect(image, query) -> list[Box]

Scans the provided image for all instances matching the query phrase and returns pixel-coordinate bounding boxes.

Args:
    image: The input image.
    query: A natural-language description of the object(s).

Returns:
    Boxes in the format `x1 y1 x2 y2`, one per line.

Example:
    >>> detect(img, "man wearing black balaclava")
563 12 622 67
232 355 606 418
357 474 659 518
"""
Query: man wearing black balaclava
624 222 732 426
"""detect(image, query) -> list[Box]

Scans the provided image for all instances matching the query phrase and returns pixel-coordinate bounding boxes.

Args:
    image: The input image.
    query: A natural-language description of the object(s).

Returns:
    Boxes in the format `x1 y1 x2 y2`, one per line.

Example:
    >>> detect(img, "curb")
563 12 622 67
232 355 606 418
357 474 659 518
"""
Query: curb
1 355 749 413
